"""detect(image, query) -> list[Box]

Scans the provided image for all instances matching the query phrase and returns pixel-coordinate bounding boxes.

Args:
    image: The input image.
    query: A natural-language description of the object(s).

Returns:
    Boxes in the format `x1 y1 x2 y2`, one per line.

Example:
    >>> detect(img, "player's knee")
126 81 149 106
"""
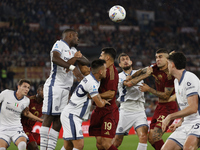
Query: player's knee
17 141 27 150
138 133 148 143
113 137 123 148
27 142 39 150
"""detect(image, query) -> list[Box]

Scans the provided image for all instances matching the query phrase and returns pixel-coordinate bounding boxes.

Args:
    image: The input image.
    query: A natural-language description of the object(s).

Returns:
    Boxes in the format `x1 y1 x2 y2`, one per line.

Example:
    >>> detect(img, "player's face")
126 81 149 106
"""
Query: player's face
99 51 106 60
155 53 168 68
18 82 30 96
119 56 132 70
71 32 79 48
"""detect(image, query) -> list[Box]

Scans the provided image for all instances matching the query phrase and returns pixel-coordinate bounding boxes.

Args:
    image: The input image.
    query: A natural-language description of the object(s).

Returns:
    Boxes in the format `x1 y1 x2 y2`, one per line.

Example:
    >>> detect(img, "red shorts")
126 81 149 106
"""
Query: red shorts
89 107 119 138
24 128 40 146
150 101 178 132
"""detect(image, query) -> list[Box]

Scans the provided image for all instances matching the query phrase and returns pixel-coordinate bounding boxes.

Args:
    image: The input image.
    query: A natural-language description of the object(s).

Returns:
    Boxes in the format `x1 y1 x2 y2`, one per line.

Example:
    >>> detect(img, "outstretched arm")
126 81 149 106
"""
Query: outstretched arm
124 67 152 87
92 94 110 108
22 107 43 122
162 94 198 131
139 83 174 101
100 90 115 100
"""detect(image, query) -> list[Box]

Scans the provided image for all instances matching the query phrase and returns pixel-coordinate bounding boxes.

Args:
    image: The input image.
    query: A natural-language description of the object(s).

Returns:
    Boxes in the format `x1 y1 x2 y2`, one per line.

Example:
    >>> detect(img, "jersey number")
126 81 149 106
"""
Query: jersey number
193 123 200 129
104 122 112 130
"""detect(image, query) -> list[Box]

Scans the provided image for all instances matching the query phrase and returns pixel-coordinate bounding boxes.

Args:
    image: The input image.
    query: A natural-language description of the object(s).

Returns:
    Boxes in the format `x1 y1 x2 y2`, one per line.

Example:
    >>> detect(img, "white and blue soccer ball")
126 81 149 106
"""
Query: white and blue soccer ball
109 5 126 23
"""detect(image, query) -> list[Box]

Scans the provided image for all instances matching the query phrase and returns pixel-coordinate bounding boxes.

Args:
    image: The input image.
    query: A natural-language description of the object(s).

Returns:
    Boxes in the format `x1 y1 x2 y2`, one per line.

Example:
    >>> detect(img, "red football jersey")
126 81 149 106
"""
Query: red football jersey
152 64 175 98
98 64 119 109
21 95 43 131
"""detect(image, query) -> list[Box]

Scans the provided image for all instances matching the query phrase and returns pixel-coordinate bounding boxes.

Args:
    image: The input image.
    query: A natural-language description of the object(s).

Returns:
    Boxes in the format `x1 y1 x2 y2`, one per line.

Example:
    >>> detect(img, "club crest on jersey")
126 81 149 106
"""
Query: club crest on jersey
93 85 97 92
54 44 58 48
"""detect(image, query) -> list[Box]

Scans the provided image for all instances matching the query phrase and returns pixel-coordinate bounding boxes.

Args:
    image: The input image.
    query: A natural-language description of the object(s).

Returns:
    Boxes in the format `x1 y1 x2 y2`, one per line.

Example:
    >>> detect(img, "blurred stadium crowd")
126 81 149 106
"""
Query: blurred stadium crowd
0 0 200 116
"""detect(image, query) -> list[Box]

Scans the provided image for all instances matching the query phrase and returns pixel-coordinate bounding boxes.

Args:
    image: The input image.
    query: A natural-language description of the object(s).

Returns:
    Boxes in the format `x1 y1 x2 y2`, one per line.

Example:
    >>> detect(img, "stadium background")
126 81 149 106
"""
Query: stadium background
0 0 200 148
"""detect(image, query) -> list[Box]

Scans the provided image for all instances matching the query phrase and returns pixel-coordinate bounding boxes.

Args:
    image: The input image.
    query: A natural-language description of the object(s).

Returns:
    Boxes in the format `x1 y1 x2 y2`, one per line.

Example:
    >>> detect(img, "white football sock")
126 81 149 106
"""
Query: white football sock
137 143 147 150
47 128 59 150
72 148 79 150
40 126 50 150
17 141 26 150
60 146 66 150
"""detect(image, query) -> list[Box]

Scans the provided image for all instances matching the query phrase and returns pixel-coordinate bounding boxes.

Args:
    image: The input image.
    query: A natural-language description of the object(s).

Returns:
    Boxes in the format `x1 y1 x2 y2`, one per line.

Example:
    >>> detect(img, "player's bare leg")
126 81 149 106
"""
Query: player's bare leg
136 126 148 150
113 135 124 148
96 136 105 150
72 139 84 150
63 140 73 150
161 139 181 150
0 139 8 149
96 136 118 150
27 141 39 150
183 135 199 150
148 128 164 150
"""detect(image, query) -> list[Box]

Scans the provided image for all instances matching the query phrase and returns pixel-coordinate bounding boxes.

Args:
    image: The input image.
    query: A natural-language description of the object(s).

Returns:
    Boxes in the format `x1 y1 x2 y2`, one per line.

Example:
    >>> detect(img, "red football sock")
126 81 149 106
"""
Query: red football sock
154 140 164 150
108 145 118 150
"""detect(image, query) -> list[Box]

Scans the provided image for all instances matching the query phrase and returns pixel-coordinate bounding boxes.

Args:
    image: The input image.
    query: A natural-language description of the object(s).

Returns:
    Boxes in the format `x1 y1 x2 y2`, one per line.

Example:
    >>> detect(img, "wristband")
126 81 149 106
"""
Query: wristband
69 65 76 71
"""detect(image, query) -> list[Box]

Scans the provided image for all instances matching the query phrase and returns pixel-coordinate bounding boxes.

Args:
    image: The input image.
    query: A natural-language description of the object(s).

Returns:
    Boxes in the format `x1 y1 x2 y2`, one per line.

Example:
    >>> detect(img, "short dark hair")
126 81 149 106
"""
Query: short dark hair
91 59 106 73
118 53 129 63
37 84 44 91
102 47 117 60
62 29 76 34
156 48 169 54
62 29 76 38
168 52 186 69
18 79 31 86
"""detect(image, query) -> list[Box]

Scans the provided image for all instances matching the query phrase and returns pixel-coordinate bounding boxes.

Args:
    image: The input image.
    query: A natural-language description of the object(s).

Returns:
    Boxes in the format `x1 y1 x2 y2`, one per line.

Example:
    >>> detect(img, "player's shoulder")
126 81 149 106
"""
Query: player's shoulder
0 89 13 95
185 70 199 81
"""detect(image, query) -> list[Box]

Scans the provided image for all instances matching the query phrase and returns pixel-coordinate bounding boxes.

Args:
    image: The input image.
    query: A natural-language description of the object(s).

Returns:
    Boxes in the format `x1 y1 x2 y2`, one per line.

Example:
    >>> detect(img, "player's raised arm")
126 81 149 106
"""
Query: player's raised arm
22 107 43 122
124 66 153 87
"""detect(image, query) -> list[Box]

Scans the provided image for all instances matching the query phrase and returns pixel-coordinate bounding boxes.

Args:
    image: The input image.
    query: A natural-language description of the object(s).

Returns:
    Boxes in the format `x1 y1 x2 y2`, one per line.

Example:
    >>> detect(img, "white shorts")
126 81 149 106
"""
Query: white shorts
43 85 70 115
168 122 200 148
60 112 84 140
116 109 148 135
0 127 28 146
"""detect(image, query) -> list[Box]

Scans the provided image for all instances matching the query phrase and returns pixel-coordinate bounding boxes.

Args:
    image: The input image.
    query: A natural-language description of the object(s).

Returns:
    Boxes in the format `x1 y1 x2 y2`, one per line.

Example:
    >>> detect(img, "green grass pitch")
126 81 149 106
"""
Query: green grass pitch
8 133 172 150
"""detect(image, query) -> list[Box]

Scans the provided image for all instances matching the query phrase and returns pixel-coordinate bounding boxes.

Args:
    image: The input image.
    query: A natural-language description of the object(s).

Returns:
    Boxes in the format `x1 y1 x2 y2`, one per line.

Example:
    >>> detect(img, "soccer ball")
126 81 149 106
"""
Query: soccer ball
109 5 126 23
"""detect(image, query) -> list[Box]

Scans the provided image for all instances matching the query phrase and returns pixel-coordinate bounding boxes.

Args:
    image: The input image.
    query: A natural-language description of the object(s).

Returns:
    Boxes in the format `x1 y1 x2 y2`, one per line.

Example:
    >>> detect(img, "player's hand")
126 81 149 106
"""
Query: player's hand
146 66 153 76
162 115 171 132
169 124 178 132
139 83 150 92
74 51 82 58
73 67 84 82
103 99 111 106
126 75 132 81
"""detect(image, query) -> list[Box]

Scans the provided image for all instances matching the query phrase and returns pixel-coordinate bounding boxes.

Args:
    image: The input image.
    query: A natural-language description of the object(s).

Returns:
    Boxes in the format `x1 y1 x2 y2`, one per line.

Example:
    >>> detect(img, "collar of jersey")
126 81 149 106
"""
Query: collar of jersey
14 91 24 101
123 70 133 76
90 72 99 83
60 39 69 47
179 69 186 85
